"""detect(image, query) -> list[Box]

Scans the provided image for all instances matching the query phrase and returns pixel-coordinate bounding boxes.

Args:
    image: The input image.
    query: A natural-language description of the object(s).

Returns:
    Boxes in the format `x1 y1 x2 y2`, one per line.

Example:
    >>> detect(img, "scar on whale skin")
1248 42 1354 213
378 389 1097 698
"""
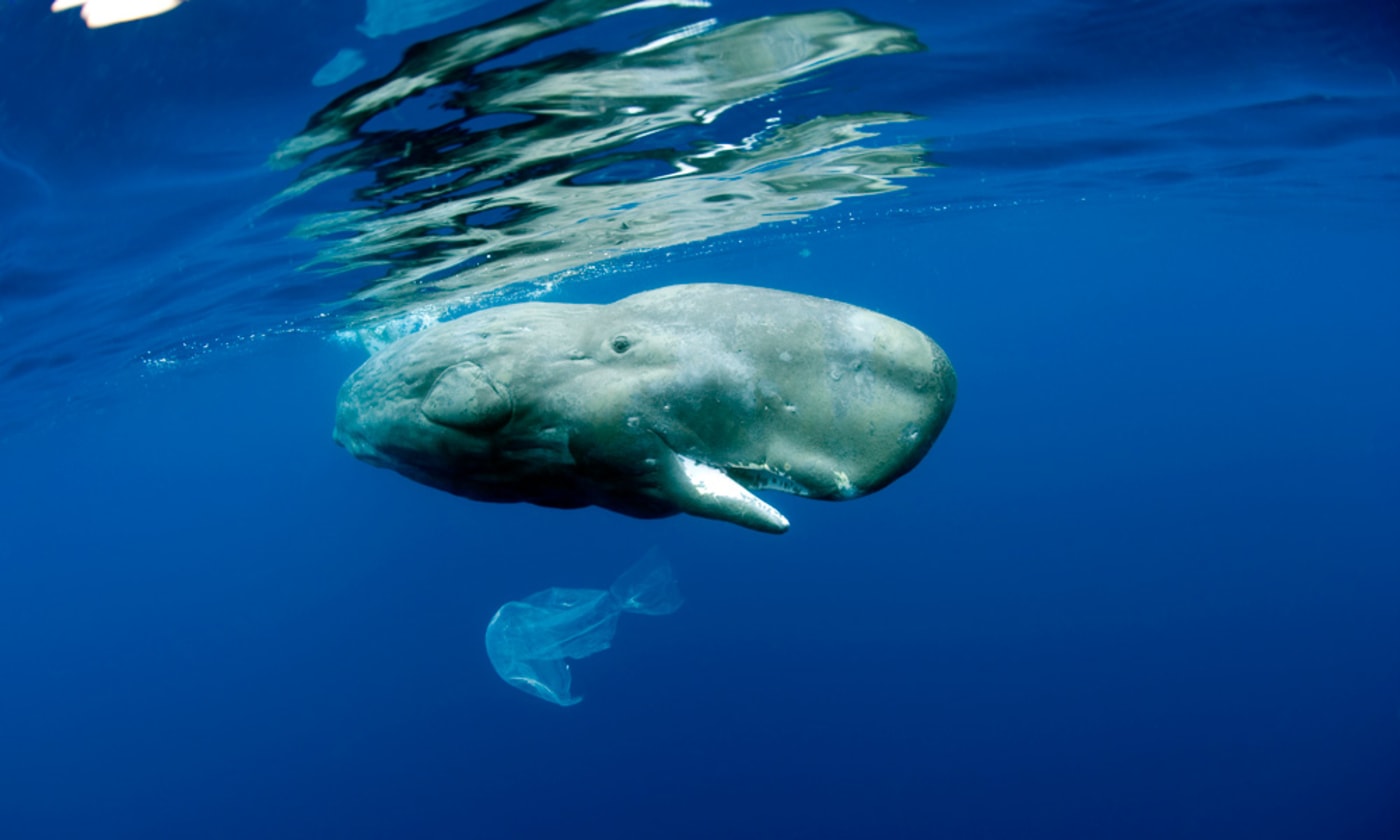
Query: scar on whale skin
334 283 956 533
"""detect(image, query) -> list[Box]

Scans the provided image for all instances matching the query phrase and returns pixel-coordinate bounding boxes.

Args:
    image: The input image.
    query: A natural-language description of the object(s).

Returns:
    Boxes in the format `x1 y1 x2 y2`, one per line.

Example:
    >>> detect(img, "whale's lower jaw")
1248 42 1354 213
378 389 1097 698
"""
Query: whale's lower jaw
663 452 790 534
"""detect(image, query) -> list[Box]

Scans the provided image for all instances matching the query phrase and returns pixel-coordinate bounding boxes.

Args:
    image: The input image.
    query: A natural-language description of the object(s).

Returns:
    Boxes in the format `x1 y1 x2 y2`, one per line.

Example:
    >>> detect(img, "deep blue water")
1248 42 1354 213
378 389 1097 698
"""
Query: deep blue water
2 1 1399 838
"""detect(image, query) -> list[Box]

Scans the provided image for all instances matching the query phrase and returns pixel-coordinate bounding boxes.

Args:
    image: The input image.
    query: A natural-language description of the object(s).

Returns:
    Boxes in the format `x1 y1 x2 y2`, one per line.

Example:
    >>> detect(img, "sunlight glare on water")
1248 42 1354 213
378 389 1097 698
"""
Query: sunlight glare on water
269 0 932 330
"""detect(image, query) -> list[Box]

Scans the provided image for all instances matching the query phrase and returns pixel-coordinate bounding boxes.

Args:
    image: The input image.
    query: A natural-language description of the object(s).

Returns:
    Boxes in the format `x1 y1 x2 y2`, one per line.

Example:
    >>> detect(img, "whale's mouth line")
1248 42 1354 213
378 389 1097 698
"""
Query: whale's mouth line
645 430 811 498
720 462 813 497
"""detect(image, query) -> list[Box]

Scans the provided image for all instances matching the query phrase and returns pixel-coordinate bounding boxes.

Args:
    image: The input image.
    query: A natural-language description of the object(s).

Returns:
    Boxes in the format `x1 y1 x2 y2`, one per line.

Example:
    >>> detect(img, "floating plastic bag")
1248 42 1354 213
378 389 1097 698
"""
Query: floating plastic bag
484 551 682 706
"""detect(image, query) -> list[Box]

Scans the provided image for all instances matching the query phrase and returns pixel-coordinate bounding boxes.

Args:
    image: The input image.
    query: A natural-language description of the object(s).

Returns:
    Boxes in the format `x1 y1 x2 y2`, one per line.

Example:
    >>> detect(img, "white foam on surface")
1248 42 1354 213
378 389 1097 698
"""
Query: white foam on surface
51 0 182 28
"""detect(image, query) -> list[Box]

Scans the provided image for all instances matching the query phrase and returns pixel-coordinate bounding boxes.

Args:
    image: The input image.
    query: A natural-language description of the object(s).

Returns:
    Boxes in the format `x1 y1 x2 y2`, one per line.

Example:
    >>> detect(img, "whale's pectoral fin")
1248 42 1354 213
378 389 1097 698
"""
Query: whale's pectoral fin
659 450 790 534
421 362 512 433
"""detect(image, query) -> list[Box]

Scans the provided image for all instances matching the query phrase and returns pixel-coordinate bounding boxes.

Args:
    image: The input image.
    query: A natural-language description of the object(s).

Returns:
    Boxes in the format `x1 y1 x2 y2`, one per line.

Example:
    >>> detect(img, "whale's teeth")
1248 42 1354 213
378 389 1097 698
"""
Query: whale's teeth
724 462 811 496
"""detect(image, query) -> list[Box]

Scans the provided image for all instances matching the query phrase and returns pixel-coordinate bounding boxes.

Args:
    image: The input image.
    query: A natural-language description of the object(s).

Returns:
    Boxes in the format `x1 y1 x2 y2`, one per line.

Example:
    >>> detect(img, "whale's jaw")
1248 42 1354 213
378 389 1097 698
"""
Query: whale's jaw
658 451 790 534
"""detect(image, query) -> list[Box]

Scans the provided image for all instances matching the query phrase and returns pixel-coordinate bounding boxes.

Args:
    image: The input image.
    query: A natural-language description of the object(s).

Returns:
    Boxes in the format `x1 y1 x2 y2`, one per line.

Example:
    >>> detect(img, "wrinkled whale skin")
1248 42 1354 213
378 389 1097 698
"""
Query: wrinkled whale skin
334 283 956 532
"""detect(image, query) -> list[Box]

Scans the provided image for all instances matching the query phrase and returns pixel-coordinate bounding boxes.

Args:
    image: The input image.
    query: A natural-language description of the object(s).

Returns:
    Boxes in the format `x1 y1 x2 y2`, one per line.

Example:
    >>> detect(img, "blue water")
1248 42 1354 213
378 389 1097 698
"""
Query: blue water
2 1 1398 837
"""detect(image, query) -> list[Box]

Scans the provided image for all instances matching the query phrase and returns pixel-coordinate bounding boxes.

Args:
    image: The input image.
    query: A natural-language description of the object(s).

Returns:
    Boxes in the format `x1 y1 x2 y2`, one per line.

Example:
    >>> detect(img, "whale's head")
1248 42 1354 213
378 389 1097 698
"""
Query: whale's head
334 300 711 517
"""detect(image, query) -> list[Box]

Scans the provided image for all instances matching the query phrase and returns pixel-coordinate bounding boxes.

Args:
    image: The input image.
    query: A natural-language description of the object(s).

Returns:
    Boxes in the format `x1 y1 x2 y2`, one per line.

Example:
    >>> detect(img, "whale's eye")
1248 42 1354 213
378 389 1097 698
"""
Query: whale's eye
610 335 631 354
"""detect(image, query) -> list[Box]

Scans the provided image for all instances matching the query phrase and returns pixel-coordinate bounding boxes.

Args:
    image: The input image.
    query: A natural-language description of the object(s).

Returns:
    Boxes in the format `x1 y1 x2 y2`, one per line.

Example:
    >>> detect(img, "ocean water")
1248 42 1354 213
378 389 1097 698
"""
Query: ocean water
1 0 1398 837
